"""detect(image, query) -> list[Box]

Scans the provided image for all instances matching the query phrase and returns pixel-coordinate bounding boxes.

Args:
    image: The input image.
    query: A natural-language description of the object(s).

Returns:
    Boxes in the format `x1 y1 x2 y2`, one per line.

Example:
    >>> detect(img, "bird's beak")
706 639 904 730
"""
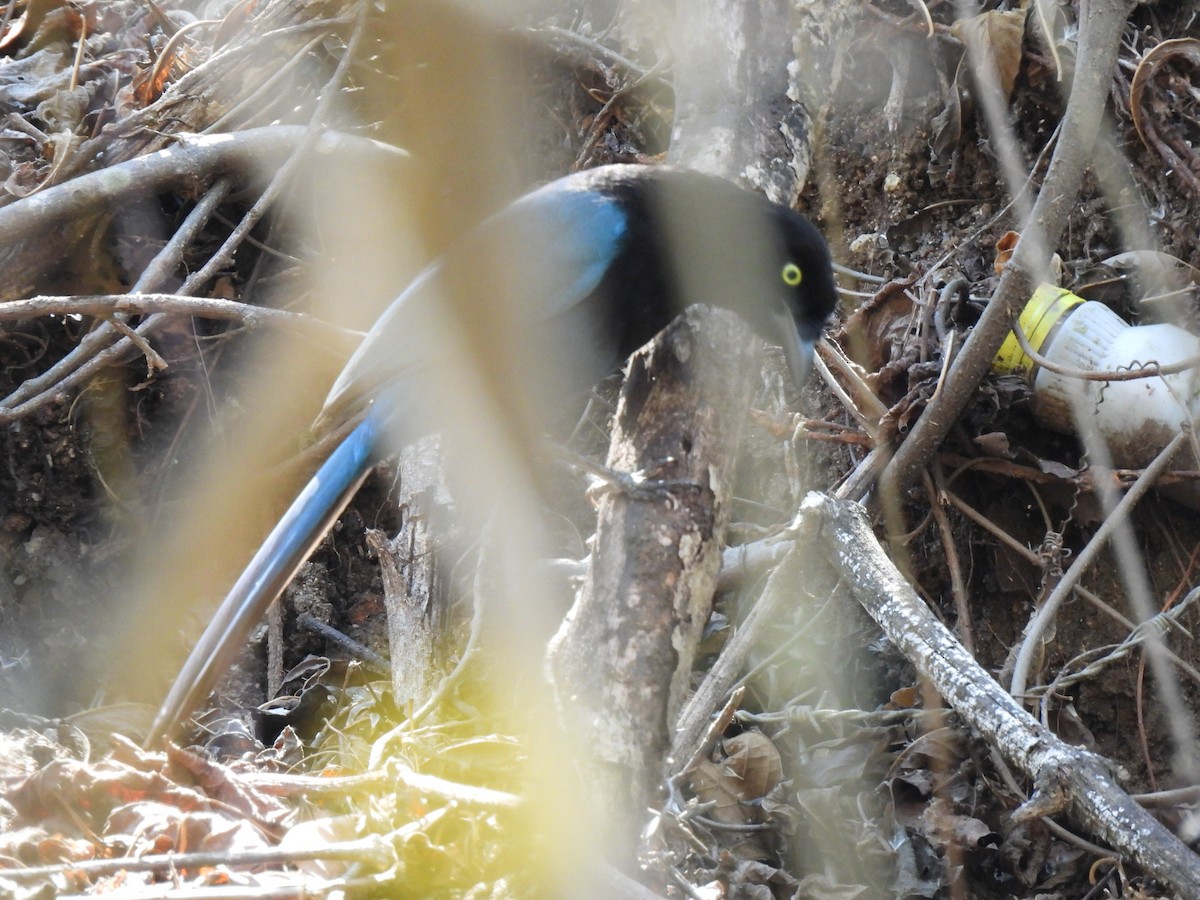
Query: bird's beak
773 305 818 388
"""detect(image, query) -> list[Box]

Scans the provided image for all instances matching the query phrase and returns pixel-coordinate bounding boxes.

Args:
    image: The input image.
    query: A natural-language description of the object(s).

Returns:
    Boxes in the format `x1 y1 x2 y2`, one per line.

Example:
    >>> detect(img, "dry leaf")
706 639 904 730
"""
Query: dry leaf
993 230 1019 274
690 759 747 825
721 732 783 802
973 432 1013 459
951 9 1027 103
1129 38 1200 152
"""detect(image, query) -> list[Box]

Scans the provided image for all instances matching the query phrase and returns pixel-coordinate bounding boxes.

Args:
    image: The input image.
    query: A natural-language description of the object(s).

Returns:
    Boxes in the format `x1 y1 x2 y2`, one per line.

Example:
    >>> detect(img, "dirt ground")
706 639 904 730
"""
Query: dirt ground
3 1 1200 897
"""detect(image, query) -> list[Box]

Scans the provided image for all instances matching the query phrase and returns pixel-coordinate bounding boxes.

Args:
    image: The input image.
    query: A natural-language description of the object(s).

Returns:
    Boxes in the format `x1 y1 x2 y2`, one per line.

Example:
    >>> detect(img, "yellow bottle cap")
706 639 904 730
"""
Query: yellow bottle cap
993 284 1085 375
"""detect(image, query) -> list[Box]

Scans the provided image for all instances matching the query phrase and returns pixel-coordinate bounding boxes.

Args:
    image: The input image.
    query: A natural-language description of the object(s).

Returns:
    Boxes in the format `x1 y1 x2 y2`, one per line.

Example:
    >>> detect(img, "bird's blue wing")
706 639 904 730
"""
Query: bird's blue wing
502 179 630 320
321 180 629 427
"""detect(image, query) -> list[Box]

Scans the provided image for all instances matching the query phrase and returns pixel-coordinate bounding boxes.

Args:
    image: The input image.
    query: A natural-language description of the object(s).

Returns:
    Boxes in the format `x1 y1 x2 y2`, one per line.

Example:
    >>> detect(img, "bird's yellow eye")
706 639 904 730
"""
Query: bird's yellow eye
781 262 803 286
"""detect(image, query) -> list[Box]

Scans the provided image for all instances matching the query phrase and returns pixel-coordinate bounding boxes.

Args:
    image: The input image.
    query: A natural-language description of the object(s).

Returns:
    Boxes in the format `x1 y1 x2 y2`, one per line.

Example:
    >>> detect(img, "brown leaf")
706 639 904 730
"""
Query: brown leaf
0 826 94 867
1129 39 1200 152
213 0 260 50
720 732 783 801
839 279 918 375
689 759 747 825
973 432 1013 459
930 56 964 165
921 798 1000 852
993 230 1019 274
951 9 1027 103
105 801 273 857
897 726 967 770
886 685 920 709
166 745 291 827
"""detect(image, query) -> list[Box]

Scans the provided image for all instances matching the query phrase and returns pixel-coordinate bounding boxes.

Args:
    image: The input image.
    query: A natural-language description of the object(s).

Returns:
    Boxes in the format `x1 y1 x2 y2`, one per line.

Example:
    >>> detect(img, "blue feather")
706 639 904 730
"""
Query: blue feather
148 413 381 741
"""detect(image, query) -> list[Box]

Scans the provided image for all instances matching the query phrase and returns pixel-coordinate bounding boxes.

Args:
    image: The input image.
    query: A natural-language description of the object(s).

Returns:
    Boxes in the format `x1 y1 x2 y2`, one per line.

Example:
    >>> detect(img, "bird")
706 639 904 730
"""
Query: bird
147 164 837 744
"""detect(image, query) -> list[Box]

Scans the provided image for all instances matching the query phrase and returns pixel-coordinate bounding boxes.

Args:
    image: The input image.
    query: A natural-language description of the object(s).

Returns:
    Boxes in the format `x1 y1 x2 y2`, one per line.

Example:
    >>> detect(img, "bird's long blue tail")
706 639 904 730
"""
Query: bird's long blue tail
147 413 381 744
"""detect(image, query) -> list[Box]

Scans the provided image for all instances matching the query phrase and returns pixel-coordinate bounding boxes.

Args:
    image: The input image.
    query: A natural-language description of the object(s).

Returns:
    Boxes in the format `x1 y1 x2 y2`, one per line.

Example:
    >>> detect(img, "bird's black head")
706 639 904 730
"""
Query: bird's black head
762 201 838 386
584 165 837 387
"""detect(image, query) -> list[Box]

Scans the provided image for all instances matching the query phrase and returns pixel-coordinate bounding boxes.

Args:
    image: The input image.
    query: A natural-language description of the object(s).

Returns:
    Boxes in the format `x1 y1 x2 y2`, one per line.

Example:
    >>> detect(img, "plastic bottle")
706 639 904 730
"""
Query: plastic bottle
992 284 1200 506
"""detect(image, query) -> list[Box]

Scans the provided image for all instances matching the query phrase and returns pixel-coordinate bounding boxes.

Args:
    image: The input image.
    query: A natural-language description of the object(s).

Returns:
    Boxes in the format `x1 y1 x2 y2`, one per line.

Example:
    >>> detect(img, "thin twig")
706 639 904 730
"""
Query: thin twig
243 759 521 809
926 466 972 653
0 832 398 883
296 612 391 675
1035 587 1200 700
525 25 652 79
944 487 1200 687
815 339 887 434
0 293 360 335
1010 431 1188 699
0 179 234 415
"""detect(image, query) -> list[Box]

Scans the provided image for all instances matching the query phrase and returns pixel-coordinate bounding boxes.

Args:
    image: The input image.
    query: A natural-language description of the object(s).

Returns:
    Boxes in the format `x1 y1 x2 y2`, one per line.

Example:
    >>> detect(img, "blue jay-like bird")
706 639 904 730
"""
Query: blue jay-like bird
149 164 837 743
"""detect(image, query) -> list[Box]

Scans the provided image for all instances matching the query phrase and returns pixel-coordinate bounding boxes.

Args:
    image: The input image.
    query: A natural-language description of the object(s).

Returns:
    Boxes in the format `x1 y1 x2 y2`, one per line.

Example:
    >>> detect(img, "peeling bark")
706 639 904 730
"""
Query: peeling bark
547 307 760 853
373 437 451 710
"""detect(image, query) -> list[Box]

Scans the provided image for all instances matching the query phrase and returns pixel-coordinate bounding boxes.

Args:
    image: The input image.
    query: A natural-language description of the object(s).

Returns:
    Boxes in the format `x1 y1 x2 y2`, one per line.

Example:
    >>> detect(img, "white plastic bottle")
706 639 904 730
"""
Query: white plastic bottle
993 284 1200 506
